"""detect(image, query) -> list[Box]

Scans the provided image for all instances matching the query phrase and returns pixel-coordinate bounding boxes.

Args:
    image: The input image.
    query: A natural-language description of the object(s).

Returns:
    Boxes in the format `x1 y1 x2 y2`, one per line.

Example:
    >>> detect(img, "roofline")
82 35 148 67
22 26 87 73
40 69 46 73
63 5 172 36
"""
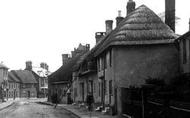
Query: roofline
176 31 190 41
94 39 176 57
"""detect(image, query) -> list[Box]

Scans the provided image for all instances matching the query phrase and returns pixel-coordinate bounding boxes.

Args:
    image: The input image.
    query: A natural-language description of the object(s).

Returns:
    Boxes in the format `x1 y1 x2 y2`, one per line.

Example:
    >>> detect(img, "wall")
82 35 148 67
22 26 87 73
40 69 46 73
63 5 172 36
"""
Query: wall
179 36 190 73
73 72 101 104
20 83 37 98
113 44 179 88
7 82 20 100
112 44 179 115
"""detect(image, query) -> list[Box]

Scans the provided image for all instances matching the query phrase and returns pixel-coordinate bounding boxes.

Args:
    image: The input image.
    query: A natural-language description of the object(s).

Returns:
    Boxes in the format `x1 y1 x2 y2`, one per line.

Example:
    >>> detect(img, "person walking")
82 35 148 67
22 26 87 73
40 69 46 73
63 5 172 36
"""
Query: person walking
86 92 94 111
51 92 58 108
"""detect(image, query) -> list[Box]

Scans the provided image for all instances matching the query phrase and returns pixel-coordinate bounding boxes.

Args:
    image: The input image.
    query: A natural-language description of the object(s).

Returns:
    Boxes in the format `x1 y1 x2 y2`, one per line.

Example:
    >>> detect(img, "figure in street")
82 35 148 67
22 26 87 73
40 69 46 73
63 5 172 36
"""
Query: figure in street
86 92 94 111
51 92 58 108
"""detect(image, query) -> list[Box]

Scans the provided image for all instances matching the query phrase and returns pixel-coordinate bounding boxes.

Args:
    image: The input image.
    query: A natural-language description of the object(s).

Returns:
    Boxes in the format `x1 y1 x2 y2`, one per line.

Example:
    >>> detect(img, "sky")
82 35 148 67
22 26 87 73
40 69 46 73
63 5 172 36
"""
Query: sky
0 0 189 72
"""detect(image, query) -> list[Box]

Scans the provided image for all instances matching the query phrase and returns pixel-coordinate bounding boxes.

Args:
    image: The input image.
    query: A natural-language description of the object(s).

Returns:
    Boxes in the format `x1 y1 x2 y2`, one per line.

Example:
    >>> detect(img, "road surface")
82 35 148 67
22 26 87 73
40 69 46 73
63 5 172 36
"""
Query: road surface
0 99 77 118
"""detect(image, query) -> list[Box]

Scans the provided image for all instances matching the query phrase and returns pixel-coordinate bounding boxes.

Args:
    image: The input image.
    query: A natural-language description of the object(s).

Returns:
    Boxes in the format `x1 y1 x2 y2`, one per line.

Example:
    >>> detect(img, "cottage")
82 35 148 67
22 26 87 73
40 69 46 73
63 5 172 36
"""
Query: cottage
48 44 90 104
93 4 179 115
11 70 38 98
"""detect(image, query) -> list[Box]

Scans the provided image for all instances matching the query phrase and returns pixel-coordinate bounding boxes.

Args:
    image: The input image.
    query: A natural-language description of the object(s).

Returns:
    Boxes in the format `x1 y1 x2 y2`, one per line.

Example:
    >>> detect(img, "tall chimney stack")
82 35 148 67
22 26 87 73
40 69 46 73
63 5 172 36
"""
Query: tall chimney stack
105 20 113 34
165 0 175 32
62 54 70 65
95 32 106 44
25 61 32 71
127 0 136 16
116 10 124 26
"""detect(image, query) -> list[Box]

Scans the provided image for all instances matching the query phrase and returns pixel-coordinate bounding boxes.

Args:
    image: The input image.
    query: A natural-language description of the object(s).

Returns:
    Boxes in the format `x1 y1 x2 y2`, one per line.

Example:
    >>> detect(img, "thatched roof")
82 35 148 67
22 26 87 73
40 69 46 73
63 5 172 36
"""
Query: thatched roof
95 5 178 56
8 71 20 83
49 52 87 83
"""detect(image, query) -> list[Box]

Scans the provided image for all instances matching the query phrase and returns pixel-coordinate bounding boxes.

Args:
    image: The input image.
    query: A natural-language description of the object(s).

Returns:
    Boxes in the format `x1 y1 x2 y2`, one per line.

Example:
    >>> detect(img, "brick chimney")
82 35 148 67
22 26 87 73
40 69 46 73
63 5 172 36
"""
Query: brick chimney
25 61 32 71
116 10 124 26
86 44 90 51
127 0 136 16
105 20 113 34
62 54 70 65
95 32 106 44
165 0 175 32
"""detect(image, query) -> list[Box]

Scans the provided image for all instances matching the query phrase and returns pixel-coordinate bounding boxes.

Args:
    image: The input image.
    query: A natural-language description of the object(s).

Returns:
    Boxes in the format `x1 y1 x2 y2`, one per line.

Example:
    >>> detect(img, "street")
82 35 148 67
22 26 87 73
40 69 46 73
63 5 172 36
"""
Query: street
0 99 77 118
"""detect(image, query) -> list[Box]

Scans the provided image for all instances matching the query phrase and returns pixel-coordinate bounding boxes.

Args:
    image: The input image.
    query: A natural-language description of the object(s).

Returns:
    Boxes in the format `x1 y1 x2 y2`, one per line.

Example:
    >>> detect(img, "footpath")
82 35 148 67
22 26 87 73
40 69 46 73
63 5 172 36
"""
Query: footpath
0 98 47 111
0 99 18 111
40 101 123 118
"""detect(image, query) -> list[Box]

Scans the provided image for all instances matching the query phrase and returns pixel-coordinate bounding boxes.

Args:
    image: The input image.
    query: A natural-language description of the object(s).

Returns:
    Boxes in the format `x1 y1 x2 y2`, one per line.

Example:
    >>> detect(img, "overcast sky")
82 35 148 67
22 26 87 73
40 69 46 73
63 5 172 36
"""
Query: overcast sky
0 0 189 72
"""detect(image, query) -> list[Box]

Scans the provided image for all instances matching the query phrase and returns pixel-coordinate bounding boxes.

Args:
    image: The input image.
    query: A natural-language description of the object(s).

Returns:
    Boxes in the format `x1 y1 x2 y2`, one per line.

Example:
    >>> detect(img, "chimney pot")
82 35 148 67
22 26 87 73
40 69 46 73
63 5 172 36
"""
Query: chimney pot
86 44 90 51
116 10 124 26
62 54 70 65
25 61 32 71
95 32 106 44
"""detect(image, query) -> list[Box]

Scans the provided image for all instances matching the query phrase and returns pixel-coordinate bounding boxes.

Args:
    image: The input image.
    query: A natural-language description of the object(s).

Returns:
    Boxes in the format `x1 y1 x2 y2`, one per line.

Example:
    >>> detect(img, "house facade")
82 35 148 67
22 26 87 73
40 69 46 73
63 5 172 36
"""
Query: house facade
70 0 180 116
48 44 90 104
94 5 179 115
72 51 102 104
0 63 9 102
177 31 190 74
7 71 21 100
11 70 38 98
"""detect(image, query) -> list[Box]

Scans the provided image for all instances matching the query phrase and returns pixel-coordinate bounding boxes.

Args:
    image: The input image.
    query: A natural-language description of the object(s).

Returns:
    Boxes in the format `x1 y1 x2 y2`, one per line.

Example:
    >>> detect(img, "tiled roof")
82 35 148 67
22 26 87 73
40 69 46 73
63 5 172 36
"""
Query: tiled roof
95 5 178 56
49 52 87 83
8 71 20 82
12 70 37 83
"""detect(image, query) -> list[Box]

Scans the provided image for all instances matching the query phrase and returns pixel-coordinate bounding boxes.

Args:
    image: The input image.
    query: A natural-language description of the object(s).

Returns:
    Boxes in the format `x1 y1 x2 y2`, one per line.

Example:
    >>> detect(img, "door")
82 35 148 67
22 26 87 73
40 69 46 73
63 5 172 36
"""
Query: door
81 83 84 102
28 91 30 98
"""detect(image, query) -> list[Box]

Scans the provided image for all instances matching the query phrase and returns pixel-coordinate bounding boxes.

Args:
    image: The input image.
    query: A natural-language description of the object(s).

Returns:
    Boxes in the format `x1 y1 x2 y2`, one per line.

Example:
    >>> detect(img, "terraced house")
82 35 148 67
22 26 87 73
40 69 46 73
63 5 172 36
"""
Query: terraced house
47 0 190 117
71 0 180 116
48 44 90 104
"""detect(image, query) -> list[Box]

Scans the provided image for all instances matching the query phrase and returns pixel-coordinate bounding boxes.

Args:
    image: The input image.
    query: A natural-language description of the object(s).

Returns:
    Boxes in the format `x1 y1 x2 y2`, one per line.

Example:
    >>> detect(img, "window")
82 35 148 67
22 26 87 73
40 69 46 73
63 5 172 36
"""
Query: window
88 80 93 93
183 39 187 64
100 57 103 70
109 80 113 95
105 80 107 95
97 59 100 72
94 82 96 93
104 54 107 69
98 82 101 97
109 50 112 67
